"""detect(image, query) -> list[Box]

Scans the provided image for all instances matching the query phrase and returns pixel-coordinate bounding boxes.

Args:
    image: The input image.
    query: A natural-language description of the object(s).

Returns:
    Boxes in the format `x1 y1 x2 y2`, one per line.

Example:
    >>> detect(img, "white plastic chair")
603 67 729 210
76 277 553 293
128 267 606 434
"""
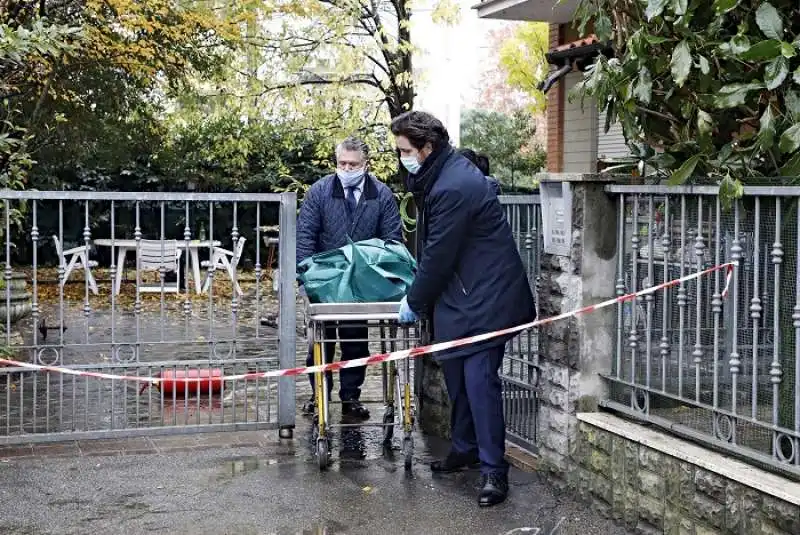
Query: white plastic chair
137 240 182 293
201 237 246 296
52 236 99 295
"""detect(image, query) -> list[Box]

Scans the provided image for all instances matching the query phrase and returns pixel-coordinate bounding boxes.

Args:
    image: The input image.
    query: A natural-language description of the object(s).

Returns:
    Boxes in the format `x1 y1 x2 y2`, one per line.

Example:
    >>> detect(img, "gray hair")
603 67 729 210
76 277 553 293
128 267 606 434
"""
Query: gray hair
335 136 370 162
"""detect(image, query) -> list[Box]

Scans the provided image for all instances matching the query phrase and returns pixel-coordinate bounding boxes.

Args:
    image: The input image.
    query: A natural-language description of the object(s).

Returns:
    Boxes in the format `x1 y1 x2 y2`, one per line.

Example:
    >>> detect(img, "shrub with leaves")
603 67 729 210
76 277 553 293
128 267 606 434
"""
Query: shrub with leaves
460 108 546 188
573 0 800 188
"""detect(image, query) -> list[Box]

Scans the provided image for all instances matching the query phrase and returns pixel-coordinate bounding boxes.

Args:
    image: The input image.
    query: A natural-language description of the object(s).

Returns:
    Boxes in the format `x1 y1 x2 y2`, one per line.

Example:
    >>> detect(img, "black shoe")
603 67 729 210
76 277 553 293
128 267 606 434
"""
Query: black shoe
430 451 481 473
302 398 316 415
341 400 370 419
478 474 508 507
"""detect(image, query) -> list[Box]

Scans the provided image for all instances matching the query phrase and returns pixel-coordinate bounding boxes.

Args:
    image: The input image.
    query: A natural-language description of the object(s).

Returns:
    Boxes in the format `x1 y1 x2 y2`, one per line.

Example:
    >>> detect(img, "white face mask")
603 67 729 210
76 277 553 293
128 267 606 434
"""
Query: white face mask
336 168 365 188
400 156 421 175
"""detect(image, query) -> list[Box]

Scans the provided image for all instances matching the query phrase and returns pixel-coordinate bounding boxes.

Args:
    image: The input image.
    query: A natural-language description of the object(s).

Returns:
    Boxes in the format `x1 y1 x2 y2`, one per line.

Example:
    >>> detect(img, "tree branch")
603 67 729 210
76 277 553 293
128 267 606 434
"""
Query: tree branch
259 72 384 95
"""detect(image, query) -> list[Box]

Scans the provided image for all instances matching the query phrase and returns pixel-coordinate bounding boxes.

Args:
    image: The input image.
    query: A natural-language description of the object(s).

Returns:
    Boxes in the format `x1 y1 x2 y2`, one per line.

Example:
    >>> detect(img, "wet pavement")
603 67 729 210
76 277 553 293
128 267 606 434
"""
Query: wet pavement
0 416 631 535
1 293 631 534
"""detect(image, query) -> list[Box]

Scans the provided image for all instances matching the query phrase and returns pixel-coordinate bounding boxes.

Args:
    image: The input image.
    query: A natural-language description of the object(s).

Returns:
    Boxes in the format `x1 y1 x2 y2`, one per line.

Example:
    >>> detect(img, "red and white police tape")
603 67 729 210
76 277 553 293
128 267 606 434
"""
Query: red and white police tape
0 261 737 386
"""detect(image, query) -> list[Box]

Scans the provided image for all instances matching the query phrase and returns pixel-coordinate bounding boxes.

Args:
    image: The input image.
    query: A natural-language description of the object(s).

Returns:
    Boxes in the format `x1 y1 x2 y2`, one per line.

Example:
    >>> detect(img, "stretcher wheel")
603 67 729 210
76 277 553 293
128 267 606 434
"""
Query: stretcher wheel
402 436 413 471
316 438 330 470
382 409 395 445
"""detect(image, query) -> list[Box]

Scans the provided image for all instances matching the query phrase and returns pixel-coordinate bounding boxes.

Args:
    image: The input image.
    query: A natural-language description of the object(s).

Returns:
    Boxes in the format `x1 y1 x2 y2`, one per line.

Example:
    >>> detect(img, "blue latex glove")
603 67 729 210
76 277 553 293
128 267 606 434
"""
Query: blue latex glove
398 296 418 324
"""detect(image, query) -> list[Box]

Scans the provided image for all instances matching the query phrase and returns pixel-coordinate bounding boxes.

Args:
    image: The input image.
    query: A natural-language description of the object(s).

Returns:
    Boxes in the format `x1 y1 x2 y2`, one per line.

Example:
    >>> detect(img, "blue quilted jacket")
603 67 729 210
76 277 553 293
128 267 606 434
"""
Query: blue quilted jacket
296 173 402 265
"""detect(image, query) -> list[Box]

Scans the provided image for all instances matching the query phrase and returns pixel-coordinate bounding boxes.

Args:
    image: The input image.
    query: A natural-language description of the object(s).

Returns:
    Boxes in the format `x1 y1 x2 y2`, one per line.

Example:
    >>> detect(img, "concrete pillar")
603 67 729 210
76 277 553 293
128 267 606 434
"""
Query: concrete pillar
535 173 618 478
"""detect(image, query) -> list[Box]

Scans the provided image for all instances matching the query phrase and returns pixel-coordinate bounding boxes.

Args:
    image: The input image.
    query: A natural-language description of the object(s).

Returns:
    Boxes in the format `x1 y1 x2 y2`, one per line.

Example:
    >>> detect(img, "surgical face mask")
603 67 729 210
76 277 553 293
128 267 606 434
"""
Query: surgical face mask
400 156 421 175
336 168 364 188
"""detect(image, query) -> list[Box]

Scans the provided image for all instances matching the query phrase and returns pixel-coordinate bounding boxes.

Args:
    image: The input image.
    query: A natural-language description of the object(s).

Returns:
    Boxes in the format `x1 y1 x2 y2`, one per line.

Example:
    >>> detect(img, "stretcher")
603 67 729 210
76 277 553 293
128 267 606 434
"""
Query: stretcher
304 301 419 471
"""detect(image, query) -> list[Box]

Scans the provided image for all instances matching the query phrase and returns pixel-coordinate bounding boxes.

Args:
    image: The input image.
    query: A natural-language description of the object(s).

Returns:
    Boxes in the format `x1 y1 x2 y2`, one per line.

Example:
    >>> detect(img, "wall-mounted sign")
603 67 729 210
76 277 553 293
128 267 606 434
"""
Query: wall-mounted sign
540 181 573 256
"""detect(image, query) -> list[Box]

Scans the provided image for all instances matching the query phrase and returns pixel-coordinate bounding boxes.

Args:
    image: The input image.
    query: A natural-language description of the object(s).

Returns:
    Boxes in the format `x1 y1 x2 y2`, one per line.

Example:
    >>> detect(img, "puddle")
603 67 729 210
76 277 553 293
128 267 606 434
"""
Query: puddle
502 516 566 535
218 456 279 480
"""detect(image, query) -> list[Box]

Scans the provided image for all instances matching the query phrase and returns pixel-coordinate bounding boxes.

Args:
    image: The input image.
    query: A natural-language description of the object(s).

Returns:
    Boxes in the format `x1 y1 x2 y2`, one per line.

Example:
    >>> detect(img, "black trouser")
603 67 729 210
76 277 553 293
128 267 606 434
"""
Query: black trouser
306 323 368 401
440 345 508 477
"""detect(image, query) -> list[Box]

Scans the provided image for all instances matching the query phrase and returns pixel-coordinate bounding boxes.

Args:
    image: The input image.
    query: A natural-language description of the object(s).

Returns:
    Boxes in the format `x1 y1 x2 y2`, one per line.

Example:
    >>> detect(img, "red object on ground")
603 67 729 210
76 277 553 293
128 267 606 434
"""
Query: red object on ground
154 369 224 396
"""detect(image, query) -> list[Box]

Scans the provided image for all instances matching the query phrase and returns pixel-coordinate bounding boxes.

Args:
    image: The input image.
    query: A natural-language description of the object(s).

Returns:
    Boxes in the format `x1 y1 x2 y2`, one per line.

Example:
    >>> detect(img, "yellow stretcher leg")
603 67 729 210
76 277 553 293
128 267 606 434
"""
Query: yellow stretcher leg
313 342 325 437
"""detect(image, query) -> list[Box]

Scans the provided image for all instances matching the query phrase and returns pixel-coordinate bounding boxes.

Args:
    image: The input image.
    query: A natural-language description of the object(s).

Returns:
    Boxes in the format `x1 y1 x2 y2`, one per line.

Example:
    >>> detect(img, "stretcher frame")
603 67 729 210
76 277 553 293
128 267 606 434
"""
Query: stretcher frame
304 301 419 471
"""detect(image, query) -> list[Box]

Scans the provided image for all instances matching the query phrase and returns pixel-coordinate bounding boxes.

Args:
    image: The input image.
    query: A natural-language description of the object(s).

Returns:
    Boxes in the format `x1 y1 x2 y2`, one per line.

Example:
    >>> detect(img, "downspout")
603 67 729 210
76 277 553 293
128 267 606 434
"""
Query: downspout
537 64 573 94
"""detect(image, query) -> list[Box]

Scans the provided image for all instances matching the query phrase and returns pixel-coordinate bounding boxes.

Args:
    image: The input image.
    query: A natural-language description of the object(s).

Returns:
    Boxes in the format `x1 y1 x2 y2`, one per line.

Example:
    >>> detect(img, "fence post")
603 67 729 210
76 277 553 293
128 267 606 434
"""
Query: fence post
535 173 619 477
277 192 297 438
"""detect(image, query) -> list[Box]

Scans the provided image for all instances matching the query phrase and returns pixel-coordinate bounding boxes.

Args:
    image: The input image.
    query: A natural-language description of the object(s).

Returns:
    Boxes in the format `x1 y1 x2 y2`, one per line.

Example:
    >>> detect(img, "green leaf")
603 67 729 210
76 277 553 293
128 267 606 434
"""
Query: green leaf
697 55 710 75
756 3 783 40
765 56 789 90
713 83 763 108
719 35 750 56
644 35 671 45
648 152 676 169
779 124 800 154
595 14 612 42
795 66 800 85
719 175 744 202
780 152 800 176
758 106 776 149
781 41 796 58
739 39 782 61
718 142 735 163
712 0 739 14
634 68 652 104
668 154 701 185
672 0 688 15
645 0 669 20
671 41 692 87
697 109 713 136
787 91 800 120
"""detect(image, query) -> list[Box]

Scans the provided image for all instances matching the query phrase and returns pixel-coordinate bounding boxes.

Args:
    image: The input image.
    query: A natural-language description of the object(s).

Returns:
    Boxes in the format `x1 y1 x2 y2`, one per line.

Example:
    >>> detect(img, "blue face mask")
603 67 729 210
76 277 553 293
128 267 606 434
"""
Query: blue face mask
336 168 364 188
400 156 421 175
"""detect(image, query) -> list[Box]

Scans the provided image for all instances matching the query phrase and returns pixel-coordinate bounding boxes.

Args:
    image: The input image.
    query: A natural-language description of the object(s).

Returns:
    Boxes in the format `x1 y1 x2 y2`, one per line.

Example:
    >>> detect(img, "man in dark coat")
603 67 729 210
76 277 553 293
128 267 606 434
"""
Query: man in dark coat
392 111 536 507
296 136 402 419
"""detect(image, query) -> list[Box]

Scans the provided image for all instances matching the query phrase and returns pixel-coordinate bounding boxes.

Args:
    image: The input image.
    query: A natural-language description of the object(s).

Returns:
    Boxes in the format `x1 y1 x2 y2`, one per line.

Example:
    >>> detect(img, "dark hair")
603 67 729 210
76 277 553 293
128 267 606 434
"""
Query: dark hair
476 154 490 176
457 148 490 176
390 111 450 151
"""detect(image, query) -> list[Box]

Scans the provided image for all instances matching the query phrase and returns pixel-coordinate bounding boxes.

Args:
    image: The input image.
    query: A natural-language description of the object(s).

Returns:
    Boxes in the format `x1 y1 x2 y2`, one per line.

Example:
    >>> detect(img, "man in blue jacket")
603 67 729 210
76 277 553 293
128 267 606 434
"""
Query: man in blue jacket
392 112 536 507
296 136 402 419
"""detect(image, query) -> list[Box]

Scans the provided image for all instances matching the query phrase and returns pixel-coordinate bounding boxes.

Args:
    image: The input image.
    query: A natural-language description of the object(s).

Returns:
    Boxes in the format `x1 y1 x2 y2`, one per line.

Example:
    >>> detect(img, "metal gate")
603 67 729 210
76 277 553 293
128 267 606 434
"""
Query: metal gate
0 191 297 444
499 195 542 453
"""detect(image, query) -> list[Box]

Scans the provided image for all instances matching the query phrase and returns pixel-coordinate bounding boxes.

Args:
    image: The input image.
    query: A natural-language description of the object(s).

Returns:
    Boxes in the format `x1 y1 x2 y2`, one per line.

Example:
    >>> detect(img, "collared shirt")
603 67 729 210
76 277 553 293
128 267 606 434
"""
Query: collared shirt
339 175 365 204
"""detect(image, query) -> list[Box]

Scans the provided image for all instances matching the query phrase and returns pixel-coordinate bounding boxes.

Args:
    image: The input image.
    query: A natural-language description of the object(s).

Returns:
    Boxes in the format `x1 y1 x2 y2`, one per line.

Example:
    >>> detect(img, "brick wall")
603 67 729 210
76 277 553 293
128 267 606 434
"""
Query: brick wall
545 23 564 172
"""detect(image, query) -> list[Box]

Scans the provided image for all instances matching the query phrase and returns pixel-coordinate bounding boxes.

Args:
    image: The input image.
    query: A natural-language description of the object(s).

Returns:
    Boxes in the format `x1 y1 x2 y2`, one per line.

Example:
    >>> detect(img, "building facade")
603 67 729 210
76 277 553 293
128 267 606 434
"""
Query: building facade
475 0 631 173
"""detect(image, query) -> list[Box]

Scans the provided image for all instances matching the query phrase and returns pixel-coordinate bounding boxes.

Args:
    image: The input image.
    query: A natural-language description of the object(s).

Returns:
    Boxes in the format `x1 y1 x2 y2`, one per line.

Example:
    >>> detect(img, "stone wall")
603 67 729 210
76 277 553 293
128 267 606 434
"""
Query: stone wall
534 175 618 474
573 413 800 535
418 358 450 440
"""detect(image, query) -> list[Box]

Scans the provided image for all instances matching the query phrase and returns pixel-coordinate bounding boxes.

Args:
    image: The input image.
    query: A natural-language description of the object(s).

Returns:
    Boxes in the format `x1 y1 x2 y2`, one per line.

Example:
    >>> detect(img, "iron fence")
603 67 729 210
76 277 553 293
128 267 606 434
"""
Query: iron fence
0 191 297 444
604 184 800 477
498 195 542 453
